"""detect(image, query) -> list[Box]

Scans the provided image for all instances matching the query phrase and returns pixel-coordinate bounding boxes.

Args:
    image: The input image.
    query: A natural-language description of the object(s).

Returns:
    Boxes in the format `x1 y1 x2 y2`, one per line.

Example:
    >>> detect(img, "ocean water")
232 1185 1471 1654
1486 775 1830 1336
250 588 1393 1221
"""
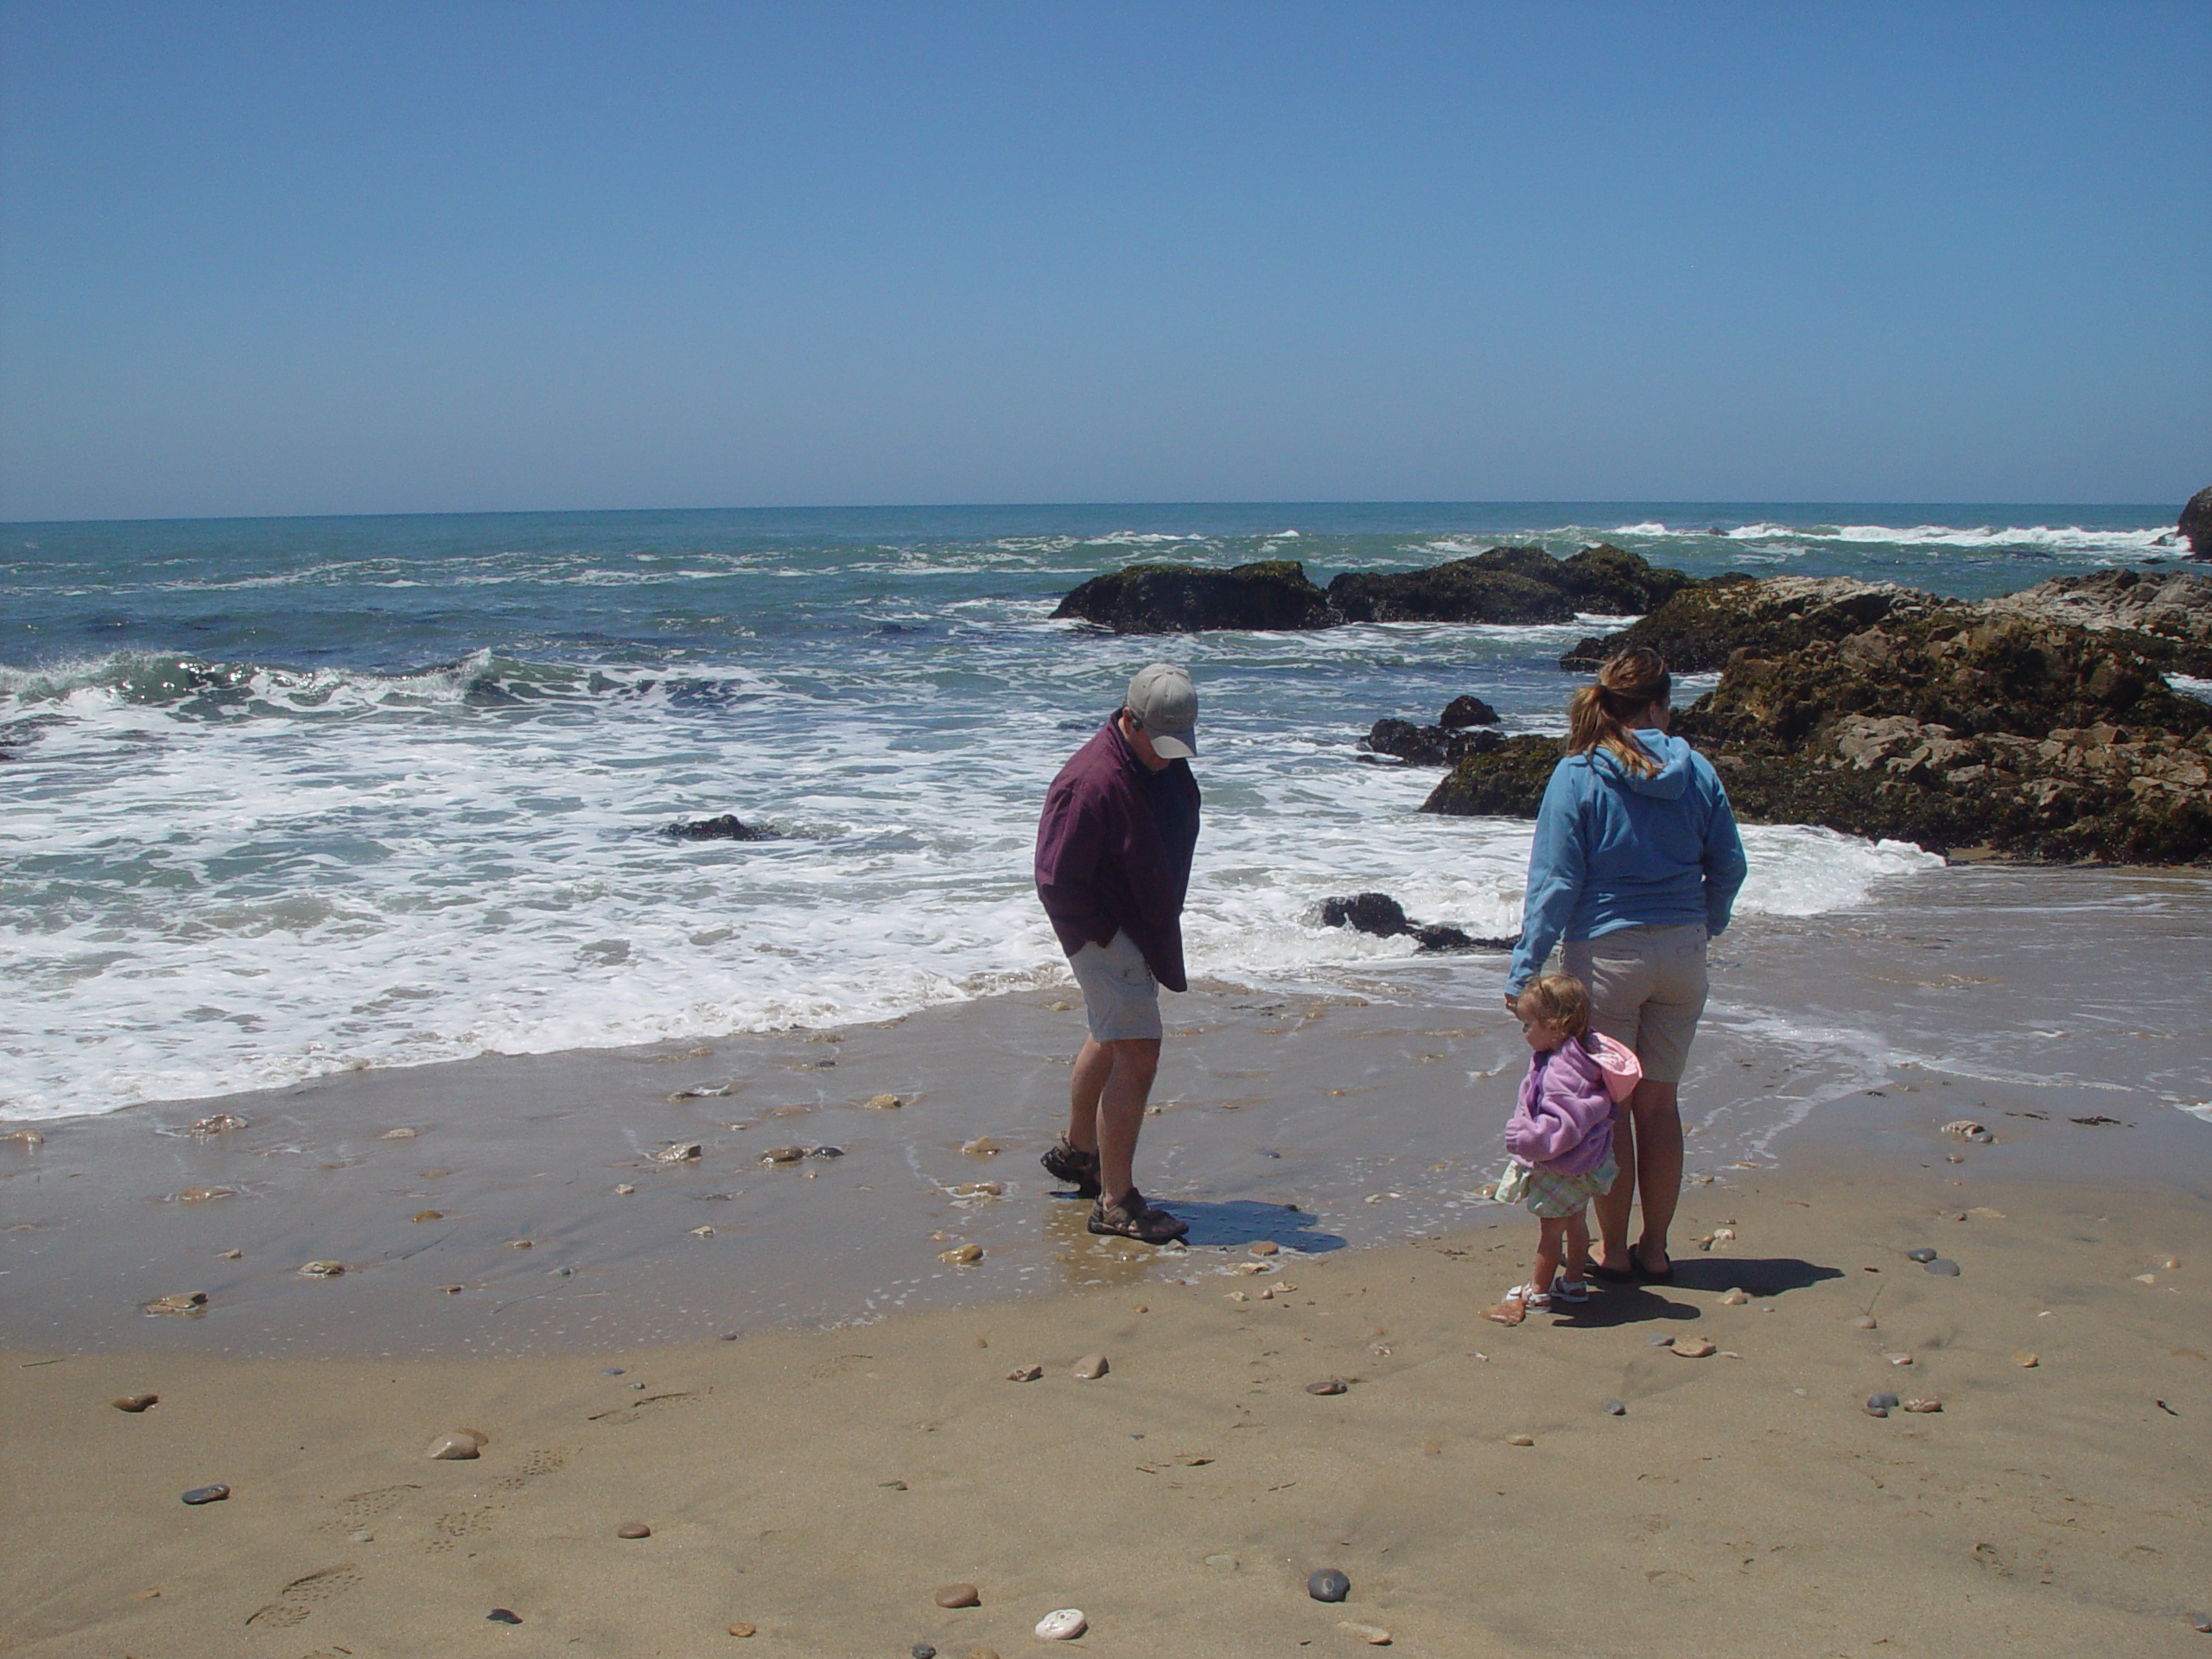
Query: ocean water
0 501 2189 1122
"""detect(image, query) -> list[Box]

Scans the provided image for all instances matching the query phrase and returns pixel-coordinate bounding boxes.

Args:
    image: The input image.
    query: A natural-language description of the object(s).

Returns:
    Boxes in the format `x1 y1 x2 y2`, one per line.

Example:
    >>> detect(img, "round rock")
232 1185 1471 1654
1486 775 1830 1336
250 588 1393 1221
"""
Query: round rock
1305 1377 1347 1395
1671 1338 1716 1358
616 1522 651 1539
1033 1608 1086 1641
1071 1353 1109 1380
935 1583 981 1609
1506 1433 1535 1446
180 1484 229 1505
112 1393 159 1413
1307 1568 1351 1603
1603 1399 1625 1416
727 1623 756 1637
426 1432 482 1460
1923 1258 1961 1276
1905 1247 1937 1263
912 1645 938 1659
486 1608 522 1624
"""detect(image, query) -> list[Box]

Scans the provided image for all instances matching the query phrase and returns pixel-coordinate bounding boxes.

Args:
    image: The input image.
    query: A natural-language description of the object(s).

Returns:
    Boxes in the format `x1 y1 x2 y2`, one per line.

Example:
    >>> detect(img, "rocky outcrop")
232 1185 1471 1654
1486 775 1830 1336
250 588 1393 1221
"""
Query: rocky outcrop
2182 486 2212 558
1317 892 1507 952
1984 569 2212 676
663 814 772 841
1051 560 1336 633
1560 575 1929 671
1329 543 1694 626
1052 546 1695 633
1424 601 2212 864
1359 718 1503 767
1440 695 1499 728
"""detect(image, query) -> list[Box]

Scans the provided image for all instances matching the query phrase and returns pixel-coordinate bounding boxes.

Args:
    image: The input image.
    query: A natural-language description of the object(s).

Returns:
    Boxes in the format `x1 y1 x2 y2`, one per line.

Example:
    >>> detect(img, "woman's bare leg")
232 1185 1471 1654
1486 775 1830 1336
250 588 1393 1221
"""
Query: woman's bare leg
1628 1078 1683 1273
1593 1109 1638 1274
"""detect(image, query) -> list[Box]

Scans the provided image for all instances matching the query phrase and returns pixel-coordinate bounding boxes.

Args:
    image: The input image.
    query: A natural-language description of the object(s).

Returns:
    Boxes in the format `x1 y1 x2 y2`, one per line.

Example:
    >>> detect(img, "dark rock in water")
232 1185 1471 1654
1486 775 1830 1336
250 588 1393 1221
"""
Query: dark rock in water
1051 560 1336 633
1308 1567 1351 1602
1439 694 1499 728
487 1607 523 1624
1411 923 1474 951
1560 575 1911 672
1359 717 1503 767
2181 485 2212 558
1924 1258 1961 1276
663 814 771 842
1329 551 1573 625
181 1484 229 1504
1320 893 1411 937
1419 734 1570 819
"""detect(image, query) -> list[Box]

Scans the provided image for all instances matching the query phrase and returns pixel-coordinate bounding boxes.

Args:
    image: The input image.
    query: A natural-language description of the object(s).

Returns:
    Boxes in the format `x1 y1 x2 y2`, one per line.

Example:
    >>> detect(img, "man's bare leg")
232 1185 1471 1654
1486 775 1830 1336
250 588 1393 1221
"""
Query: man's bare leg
1065 1036 1115 1154
1067 1036 1160 1205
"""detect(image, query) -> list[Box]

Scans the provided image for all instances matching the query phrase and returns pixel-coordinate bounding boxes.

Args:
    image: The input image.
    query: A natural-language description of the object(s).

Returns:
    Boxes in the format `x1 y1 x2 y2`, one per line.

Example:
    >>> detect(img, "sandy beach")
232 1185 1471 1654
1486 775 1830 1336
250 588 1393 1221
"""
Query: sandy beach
3 865 2209 1656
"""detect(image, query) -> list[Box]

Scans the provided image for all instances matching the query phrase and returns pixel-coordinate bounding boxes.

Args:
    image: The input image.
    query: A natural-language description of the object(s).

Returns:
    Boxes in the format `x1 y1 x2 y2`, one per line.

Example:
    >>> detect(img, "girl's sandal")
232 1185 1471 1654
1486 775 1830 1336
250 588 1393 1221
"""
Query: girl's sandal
1553 1279 1591 1303
1482 1283 1548 1325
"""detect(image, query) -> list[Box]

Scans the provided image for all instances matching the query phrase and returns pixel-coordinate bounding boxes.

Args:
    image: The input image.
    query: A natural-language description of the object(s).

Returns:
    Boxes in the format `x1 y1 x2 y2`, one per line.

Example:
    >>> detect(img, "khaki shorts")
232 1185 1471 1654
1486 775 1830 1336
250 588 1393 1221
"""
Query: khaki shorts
1562 924 1709 1086
1067 930 1163 1044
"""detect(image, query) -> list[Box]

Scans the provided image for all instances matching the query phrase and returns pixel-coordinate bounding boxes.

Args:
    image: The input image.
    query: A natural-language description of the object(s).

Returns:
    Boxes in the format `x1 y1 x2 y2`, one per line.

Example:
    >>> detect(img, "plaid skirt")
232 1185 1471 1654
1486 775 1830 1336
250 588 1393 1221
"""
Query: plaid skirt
1494 1152 1618 1219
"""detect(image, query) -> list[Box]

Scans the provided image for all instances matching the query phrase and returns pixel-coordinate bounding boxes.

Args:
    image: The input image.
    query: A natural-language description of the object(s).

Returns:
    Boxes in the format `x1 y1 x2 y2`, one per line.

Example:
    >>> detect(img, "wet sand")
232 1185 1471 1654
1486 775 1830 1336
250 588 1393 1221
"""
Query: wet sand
3 864 2209 1654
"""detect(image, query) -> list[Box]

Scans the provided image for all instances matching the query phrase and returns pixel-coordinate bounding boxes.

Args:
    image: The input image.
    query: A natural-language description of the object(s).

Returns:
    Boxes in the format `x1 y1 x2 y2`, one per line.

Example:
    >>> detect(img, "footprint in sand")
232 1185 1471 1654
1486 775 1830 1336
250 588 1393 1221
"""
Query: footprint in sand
243 1563 362 1629
587 1390 702 1427
315 1484 420 1535
492 1447 572 1491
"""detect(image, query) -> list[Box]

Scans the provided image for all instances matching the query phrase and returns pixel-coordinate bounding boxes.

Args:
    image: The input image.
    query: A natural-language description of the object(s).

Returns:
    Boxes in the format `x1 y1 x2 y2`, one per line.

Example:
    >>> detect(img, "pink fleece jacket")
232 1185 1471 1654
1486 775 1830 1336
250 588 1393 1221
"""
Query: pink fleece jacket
1503 1033 1640 1178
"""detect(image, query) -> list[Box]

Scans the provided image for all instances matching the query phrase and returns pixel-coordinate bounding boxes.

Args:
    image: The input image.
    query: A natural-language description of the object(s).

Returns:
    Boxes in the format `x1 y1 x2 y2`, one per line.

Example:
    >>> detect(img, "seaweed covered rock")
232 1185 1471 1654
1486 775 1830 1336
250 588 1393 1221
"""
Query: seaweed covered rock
1419 734 1567 818
1316 892 1496 952
663 814 772 841
1439 695 1499 728
1560 575 1924 672
1050 560 1336 633
1359 717 1504 767
1982 569 2212 676
1327 543 1694 626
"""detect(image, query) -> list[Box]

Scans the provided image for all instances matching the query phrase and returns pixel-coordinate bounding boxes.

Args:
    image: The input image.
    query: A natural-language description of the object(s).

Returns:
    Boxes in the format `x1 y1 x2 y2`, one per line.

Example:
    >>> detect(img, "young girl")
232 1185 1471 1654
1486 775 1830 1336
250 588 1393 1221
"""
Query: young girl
1485 973 1641 1323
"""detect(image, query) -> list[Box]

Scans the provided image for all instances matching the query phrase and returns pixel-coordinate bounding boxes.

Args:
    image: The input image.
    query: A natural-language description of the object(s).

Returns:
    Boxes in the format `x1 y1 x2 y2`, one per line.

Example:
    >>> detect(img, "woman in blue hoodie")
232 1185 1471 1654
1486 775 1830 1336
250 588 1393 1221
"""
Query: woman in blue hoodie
1504 646 1747 1284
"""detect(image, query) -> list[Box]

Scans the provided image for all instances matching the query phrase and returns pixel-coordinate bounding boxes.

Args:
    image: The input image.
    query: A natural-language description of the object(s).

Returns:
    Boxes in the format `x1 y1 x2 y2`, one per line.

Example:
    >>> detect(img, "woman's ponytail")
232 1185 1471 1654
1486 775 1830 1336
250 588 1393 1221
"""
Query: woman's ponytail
1565 647 1672 778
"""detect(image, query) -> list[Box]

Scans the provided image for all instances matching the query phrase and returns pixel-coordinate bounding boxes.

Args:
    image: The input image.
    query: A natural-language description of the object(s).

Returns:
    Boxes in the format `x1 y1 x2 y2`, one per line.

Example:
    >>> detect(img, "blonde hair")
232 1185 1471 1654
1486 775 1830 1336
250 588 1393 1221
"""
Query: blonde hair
1566 646 1672 779
1516 973 1591 1039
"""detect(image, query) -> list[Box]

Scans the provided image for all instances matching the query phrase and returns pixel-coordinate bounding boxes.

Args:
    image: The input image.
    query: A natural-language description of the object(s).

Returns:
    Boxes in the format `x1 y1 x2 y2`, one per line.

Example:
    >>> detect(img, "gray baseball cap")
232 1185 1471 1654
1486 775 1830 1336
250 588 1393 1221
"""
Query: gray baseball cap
1126 663 1198 758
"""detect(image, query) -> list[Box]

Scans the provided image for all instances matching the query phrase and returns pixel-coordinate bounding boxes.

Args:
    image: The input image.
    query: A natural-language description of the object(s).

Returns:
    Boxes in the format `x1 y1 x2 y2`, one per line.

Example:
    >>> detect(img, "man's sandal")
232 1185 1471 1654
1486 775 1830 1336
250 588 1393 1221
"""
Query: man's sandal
1040 1135 1103 1198
1087 1187 1189 1244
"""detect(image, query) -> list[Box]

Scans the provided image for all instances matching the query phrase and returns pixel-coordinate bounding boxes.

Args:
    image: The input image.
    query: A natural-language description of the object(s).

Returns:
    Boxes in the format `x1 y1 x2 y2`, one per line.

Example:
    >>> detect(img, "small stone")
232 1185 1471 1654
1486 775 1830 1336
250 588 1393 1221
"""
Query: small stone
508 1239 533 1249
1850 1315 1878 1330
616 1522 652 1538
1071 1353 1109 1380
1720 1287 1748 1305
1338 1622 1393 1645
1868 1391 1900 1412
1883 1352 1915 1366
761 1146 806 1164
112 1392 160 1412
653 1142 704 1162
349 1529 373 1543
299 1261 344 1277
1033 1608 1086 1641
935 1583 982 1608
1202 1554 1236 1571
438 1284 462 1294
728 1622 756 1637
411 1210 443 1222
913 1646 938 1659
864 1094 904 1110
1307 1568 1351 1602
1671 1338 1716 1358
1007 1363 1044 1382
967 1649 1000 1659
176 1186 232 1203
217 1249 242 1259
1903 1396 1943 1413
1924 1258 1961 1276
427 1433 482 1460
1649 1334 1675 1346
187 1114 247 1135
1712 1226 1735 1241
1 1128 44 1147
486 1607 521 1624
1306 1378 1348 1395
2013 1351 2040 1368
953 1180 1004 1197
379 1127 417 1140
1505 1433 1535 1446
2135 1272 2160 1286
2159 1257 2181 1270
1906 1248 1938 1262
180 1484 229 1504
1249 1240 1279 1255
959 1137 1001 1156
2190 1612 2211 1634
1603 1399 1625 1415
938 1244 984 1265
691 1225 716 1238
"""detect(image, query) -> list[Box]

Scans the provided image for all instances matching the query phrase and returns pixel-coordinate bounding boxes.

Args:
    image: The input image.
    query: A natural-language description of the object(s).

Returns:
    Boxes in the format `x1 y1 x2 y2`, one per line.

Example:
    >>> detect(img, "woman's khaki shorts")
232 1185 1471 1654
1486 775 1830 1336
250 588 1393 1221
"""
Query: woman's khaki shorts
1067 930 1163 1044
1562 924 1709 1085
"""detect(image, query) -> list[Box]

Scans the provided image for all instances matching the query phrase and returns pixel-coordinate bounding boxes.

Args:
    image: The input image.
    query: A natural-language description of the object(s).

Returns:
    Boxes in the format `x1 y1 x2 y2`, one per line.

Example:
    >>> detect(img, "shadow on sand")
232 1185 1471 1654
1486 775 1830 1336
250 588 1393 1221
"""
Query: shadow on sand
1042 1185 1349 1254
1549 1255 1847 1329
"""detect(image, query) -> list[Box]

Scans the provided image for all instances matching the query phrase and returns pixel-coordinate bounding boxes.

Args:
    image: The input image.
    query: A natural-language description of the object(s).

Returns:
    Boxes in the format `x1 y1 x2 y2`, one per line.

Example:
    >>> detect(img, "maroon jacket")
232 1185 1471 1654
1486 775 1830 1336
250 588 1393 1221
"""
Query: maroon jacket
1034 717 1202 992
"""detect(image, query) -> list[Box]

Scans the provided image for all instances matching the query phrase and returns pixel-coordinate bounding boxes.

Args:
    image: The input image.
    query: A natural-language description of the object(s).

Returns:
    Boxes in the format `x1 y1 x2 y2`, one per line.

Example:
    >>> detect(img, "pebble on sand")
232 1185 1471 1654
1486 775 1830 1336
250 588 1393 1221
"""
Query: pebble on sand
865 1094 905 1110
960 1137 1002 1156
112 1393 159 1412
1307 1568 1351 1602
2013 1351 2040 1368
1924 1258 1961 1276
1 1128 45 1147
175 1186 232 1203
1033 1608 1087 1640
1249 1240 1280 1255
761 1147 807 1164
935 1583 982 1608
1720 1287 1748 1305
653 1142 704 1162
1906 1248 1937 1262
187 1114 247 1135
145 1293 208 1316
1903 1397 1943 1413
1882 1352 1915 1366
1338 1621 1393 1645
1603 1399 1626 1415
727 1622 756 1637
1849 1316 1878 1330
1006 1363 1044 1382
180 1484 229 1504
953 1180 1004 1197
217 1248 242 1259
616 1522 652 1538
379 1127 417 1140
1071 1353 1109 1380
912 1645 937 1659
1505 1433 1535 1446
1306 1378 1348 1395
427 1430 487 1460
690 1225 717 1237
486 1608 522 1624
1671 1338 1717 1359
299 1261 345 1277
939 1244 984 1265
967 1649 1001 1659
411 1210 443 1222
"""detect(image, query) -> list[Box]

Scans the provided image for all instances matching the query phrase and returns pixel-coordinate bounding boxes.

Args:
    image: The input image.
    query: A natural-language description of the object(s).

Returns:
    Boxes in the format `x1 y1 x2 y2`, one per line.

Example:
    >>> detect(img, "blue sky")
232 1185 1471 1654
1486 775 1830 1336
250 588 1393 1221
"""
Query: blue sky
3 1 2206 520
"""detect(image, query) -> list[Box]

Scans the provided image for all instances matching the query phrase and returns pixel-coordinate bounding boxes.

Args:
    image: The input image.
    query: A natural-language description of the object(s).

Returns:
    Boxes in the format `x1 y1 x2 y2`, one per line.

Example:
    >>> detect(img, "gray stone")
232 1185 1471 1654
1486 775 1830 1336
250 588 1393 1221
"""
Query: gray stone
1308 1567 1351 1603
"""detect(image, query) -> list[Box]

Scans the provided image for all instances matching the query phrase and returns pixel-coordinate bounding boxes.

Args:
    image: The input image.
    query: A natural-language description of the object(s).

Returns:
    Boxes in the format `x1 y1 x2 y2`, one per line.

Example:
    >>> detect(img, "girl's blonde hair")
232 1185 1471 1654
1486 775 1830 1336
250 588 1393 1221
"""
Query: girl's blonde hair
1566 646 1672 779
1516 973 1591 1039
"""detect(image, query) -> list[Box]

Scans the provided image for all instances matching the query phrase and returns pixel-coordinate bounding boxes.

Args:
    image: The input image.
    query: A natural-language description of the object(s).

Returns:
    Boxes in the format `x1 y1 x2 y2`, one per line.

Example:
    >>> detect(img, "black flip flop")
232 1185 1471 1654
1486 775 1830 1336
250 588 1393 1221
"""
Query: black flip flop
1630 1244 1675 1283
1589 1262 1637 1285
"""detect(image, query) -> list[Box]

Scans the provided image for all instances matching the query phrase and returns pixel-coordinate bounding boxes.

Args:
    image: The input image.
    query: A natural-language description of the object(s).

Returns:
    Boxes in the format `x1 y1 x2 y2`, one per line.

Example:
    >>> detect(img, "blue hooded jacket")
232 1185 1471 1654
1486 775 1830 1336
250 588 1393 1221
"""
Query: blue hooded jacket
1505 731 1748 997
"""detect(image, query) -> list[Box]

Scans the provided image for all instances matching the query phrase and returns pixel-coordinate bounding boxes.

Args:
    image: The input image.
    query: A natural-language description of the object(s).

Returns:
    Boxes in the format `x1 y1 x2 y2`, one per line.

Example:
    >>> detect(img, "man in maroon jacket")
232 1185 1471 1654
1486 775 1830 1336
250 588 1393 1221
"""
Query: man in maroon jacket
1033 664 1202 1243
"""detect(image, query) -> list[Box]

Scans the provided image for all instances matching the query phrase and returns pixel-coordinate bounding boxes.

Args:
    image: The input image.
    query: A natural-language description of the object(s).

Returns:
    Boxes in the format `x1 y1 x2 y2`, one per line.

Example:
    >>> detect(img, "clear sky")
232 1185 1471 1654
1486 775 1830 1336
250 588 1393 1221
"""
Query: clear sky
3 1 2206 521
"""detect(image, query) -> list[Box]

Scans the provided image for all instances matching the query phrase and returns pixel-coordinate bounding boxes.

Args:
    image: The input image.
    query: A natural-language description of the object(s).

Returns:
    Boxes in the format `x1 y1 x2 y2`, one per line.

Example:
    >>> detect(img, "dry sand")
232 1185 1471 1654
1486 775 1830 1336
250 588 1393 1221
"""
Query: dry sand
6 1135 2208 1657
